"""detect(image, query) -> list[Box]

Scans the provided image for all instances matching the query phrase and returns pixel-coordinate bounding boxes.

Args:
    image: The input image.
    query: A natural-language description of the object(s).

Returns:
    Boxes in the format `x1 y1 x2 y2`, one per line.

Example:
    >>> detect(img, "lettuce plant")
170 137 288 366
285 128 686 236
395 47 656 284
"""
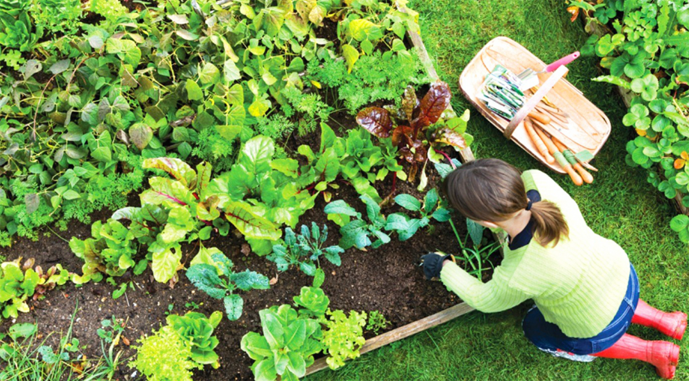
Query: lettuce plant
356 81 471 182
0 259 69 320
268 223 344 277
129 325 200 381
385 189 451 241
186 246 270 321
324 195 390 250
240 304 323 381
166 311 222 366
293 284 330 320
322 309 367 370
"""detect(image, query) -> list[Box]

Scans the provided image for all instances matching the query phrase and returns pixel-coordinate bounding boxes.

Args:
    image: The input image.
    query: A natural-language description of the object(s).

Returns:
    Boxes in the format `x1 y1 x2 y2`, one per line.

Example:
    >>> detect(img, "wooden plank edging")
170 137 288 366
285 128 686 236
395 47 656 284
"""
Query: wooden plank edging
304 302 475 376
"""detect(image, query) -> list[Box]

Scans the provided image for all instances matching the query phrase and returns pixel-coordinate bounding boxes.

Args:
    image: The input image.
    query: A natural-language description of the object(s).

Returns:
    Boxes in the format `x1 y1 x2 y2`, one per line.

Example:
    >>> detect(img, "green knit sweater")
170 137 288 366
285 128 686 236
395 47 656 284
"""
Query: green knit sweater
440 169 630 338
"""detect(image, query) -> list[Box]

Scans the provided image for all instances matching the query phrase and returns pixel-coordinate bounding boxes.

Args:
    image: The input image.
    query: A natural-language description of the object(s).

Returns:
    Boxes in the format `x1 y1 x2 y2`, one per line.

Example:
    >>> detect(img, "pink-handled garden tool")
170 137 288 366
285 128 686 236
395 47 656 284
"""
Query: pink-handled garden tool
518 51 580 90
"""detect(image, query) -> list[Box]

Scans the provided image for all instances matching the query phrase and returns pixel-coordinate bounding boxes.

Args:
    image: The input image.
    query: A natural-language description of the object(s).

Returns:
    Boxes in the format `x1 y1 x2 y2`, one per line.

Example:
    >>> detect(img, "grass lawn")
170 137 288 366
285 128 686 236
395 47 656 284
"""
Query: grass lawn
305 0 689 379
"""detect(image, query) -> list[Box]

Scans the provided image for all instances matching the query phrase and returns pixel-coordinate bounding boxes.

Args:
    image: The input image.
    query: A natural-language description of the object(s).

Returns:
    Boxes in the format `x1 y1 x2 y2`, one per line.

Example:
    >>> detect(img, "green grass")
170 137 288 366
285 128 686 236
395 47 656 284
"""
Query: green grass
306 0 689 380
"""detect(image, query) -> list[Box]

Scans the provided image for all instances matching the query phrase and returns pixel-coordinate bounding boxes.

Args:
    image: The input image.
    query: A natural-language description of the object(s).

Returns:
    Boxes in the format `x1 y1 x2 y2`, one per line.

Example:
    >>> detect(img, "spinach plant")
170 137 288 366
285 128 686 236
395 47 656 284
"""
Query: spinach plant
186 246 270 321
324 195 390 250
269 223 344 277
385 189 451 241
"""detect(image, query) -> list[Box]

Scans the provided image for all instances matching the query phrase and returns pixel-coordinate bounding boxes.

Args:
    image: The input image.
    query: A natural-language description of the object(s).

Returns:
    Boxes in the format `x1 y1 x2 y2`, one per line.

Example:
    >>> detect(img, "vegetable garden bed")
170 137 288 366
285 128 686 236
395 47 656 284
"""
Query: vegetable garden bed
0 0 497 380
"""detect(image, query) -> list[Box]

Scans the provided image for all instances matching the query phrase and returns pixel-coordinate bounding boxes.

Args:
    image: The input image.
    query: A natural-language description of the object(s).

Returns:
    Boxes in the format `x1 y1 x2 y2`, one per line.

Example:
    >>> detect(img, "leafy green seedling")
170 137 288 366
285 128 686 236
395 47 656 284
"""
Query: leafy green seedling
322 309 367 370
167 311 223 366
325 195 391 250
366 310 390 335
268 222 344 276
240 304 323 381
385 189 451 241
186 247 269 321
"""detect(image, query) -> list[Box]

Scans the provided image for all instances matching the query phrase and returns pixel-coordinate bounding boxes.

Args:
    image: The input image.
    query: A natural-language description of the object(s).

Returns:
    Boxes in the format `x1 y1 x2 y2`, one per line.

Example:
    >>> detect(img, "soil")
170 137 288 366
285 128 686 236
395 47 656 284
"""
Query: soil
0 127 498 380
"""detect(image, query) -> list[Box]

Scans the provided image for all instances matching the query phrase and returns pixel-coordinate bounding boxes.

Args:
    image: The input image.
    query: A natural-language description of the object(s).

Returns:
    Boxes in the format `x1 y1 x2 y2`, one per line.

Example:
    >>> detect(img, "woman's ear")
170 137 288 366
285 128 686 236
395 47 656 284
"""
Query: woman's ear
477 220 499 229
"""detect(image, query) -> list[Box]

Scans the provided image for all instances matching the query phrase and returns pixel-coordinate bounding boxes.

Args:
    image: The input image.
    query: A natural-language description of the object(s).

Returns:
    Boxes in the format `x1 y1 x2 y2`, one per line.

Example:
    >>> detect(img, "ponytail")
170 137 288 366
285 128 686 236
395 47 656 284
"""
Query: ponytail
445 158 569 248
529 200 569 247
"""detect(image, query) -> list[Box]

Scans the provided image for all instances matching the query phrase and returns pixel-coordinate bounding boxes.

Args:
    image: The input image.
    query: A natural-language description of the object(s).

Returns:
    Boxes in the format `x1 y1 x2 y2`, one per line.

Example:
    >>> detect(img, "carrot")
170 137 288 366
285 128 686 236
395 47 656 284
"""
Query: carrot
527 111 551 125
552 137 593 184
535 127 583 186
524 118 554 164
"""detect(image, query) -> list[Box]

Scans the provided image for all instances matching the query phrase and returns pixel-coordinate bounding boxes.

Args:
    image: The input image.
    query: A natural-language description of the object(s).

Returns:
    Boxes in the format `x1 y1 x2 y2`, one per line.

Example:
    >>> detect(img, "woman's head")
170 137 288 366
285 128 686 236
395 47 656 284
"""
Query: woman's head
444 158 569 247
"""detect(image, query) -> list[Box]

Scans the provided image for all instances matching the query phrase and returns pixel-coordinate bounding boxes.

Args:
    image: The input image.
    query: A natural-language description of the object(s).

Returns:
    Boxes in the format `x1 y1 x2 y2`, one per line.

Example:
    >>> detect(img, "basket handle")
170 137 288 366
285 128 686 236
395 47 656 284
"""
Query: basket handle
503 65 569 139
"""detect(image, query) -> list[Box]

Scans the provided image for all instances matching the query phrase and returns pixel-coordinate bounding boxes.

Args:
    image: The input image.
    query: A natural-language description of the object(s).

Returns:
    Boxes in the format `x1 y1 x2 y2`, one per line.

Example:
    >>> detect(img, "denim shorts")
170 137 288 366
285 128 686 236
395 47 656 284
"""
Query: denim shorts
522 264 639 355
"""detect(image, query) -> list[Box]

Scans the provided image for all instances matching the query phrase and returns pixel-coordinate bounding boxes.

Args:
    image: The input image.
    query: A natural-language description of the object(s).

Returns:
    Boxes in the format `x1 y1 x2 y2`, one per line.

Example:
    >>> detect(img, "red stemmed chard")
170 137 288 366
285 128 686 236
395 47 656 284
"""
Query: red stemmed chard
356 80 468 182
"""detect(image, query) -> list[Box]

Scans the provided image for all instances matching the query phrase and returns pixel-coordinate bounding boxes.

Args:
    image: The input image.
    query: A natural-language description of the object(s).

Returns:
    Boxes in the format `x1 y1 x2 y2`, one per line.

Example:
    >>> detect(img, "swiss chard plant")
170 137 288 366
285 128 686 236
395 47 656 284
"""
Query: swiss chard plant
385 189 451 241
186 246 270 321
268 223 344 277
324 195 390 250
166 311 223 366
240 304 324 381
356 81 472 182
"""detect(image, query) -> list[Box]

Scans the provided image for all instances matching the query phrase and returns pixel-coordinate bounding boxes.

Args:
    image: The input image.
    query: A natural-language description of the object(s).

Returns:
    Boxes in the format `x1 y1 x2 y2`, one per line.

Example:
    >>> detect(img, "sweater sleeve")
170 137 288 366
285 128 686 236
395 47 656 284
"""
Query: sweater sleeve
439 261 531 313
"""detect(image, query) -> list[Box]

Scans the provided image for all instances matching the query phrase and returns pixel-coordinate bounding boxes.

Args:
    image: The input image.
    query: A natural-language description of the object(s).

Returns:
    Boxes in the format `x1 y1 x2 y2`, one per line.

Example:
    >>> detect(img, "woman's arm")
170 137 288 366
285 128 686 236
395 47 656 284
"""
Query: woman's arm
440 261 531 313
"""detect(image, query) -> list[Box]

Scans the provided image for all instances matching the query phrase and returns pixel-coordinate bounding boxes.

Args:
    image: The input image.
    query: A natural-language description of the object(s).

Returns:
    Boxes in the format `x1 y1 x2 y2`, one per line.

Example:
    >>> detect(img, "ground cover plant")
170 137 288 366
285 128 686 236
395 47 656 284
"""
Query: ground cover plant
574 0 689 242
0 0 489 379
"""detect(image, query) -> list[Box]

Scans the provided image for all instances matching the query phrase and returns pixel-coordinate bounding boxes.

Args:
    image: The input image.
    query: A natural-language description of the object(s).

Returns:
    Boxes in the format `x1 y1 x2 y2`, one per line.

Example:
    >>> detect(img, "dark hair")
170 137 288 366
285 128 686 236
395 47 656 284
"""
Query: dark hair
444 158 569 247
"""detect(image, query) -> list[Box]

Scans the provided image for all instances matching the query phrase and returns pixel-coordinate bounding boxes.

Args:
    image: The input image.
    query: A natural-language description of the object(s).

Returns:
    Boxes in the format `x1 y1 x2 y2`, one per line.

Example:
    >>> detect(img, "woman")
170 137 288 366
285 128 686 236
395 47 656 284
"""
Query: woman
422 158 686 379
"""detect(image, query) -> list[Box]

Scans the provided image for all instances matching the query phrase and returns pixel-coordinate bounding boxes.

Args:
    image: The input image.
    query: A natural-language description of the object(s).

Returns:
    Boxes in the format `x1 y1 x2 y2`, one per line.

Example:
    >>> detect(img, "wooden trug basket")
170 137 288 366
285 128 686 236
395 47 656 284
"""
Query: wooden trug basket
459 36 612 173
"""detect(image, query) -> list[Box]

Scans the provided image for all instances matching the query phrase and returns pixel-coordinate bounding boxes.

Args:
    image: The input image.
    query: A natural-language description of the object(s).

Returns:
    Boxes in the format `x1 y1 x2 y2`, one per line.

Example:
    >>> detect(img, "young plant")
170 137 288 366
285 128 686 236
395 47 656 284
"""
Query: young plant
186 246 270 321
366 310 390 335
321 309 367 370
240 304 323 381
166 311 223 366
385 189 451 241
356 81 471 181
268 223 344 277
129 325 200 381
324 195 391 250
293 271 330 320
0 259 70 320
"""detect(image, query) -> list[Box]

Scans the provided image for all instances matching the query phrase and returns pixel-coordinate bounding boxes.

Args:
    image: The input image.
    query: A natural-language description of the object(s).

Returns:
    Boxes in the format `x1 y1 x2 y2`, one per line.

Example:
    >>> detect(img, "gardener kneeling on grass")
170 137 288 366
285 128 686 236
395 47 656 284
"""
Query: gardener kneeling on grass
422 158 686 379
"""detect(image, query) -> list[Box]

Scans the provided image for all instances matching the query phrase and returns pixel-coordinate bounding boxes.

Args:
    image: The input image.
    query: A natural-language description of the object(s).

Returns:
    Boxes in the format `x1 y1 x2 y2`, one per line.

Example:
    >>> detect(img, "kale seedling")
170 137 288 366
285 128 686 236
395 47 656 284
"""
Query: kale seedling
268 222 344 277
385 189 451 241
324 195 390 250
186 247 269 321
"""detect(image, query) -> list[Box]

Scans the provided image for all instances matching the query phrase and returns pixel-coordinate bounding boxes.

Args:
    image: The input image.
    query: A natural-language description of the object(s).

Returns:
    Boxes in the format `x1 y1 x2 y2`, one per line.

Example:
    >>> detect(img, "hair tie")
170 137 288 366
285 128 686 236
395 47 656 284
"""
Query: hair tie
525 200 533 211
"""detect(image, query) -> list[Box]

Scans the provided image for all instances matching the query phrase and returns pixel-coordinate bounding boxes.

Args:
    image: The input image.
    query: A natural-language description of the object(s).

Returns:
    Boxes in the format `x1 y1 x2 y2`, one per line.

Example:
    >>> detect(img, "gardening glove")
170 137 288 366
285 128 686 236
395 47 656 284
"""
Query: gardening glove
421 252 454 280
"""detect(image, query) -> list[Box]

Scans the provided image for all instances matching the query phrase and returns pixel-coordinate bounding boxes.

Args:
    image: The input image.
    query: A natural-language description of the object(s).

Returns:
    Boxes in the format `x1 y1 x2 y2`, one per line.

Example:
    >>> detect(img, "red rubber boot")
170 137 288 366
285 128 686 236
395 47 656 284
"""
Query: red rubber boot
632 299 687 341
593 334 680 379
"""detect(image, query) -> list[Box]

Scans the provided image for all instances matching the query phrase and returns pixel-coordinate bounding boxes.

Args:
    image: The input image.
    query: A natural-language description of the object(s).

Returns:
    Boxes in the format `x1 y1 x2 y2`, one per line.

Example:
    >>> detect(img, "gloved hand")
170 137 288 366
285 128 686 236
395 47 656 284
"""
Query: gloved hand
421 252 454 280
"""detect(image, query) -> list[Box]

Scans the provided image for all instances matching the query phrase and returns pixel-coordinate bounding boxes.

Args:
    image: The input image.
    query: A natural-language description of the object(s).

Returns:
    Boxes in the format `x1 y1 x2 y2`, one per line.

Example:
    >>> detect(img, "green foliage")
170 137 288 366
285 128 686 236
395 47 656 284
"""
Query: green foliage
0 259 69 320
366 310 389 335
255 114 297 140
29 0 82 36
68 219 140 282
293 282 331 319
269 223 344 276
308 50 431 114
322 309 367 370
583 0 689 242
356 82 471 183
385 188 451 241
324 195 391 250
186 246 270 321
166 311 223 366
129 325 200 381
240 304 324 381
281 86 333 136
